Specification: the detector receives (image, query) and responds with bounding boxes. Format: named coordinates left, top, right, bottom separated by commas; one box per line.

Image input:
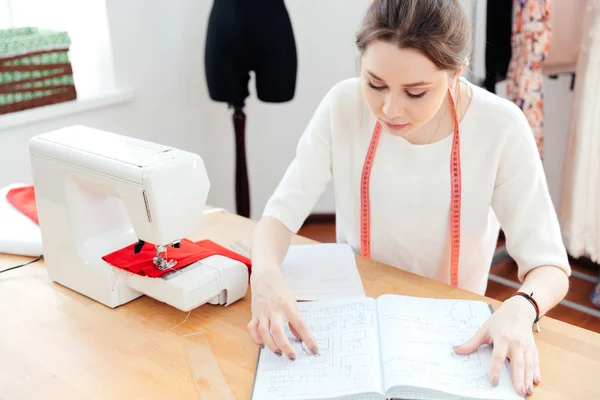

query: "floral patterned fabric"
left=506, top=0, right=553, bottom=158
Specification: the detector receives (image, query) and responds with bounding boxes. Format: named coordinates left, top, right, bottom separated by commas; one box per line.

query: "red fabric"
left=6, top=185, right=39, bottom=225
left=102, top=238, right=252, bottom=278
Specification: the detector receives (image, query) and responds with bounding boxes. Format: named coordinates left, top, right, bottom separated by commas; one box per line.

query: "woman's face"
left=360, top=40, right=456, bottom=138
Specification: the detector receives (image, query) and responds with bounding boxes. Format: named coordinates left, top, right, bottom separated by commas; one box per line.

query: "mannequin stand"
left=204, top=1, right=297, bottom=219
left=232, top=104, right=250, bottom=218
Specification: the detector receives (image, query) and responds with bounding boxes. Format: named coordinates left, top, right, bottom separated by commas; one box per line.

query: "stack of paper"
left=281, top=243, right=365, bottom=300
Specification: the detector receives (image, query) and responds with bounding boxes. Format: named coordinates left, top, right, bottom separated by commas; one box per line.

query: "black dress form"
left=483, top=0, right=513, bottom=93
left=205, top=0, right=297, bottom=218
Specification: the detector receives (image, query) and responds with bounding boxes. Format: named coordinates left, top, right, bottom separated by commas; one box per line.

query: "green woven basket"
left=0, top=27, right=77, bottom=114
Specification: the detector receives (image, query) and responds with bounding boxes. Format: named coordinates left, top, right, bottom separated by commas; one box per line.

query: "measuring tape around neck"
left=360, top=89, right=462, bottom=287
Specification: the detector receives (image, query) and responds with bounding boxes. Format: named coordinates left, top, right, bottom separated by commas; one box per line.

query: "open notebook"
left=250, top=295, right=525, bottom=400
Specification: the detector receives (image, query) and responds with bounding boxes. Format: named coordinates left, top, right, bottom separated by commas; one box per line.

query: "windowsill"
left=0, top=87, right=135, bottom=131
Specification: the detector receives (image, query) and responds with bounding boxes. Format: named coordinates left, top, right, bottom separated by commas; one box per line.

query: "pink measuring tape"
left=360, top=90, right=462, bottom=287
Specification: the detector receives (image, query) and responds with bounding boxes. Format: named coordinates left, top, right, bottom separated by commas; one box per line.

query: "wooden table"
left=1, top=210, right=599, bottom=399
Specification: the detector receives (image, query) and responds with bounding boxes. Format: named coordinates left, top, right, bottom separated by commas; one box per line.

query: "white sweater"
left=262, top=77, right=571, bottom=295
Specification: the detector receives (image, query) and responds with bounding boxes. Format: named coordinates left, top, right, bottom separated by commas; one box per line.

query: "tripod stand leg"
left=232, top=107, right=250, bottom=218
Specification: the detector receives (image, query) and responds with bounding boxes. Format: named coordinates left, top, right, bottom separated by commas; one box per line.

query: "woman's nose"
left=382, top=94, right=404, bottom=119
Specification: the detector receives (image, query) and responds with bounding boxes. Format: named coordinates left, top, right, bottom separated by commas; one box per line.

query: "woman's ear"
left=450, top=59, right=470, bottom=88
left=457, top=59, right=469, bottom=80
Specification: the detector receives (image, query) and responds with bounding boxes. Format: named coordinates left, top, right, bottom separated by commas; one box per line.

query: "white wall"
left=0, top=0, right=216, bottom=203
left=0, top=0, right=372, bottom=219
left=0, top=0, right=576, bottom=220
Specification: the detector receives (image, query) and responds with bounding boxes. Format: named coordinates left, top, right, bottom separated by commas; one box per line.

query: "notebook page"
left=251, top=297, right=383, bottom=400
left=376, top=295, right=522, bottom=400
left=280, top=244, right=365, bottom=300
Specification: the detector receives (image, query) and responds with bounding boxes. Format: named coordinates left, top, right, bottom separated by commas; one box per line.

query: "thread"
left=168, top=310, right=192, bottom=331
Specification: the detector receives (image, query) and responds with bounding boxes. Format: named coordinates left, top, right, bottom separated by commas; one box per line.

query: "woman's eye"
left=367, top=81, right=386, bottom=91
left=406, top=91, right=427, bottom=99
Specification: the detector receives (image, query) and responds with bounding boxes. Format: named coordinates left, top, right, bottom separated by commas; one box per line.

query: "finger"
left=453, top=327, right=488, bottom=355
left=287, top=312, right=319, bottom=355
left=269, top=313, right=296, bottom=360
left=246, top=318, right=264, bottom=348
left=289, top=323, right=302, bottom=342
left=524, top=348, right=536, bottom=395
left=509, top=348, right=527, bottom=396
left=257, top=317, right=280, bottom=355
left=489, top=340, right=508, bottom=387
left=534, top=352, right=541, bottom=385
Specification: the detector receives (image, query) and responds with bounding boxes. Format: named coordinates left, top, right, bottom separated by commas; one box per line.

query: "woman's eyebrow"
left=365, top=70, right=431, bottom=87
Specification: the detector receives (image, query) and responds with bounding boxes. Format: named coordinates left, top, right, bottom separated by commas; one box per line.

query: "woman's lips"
left=381, top=120, right=409, bottom=131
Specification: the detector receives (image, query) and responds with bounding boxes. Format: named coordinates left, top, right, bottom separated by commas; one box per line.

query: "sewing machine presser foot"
left=153, top=245, right=177, bottom=271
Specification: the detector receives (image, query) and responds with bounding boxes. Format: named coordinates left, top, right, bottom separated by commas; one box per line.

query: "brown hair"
left=356, top=0, right=472, bottom=73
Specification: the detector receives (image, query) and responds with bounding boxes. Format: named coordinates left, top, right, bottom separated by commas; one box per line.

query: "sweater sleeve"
left=491, top=110, right=571, bottom=282
left=261, top=89, right=334, bottom=233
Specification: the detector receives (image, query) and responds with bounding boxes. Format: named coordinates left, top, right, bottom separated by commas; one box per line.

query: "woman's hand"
left=247, top=268, right=319, bottom=360
left=453, top=296, right=540, bottom=397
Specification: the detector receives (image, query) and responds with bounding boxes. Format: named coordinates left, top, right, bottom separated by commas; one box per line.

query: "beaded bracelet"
left=511, top=291, right=541, bottom=332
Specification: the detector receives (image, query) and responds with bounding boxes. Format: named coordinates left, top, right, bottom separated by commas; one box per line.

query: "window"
left=0, top=0, right=12, bottom=27
left=1, top=0, right=118, bottom=99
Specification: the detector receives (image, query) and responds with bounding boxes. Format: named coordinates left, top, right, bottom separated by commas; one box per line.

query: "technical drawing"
left=258, top=337, right=332, bottom=370
left=341, top=354, right=372, bottom=380
left=446, top=342, right=496, bottom=390
left=446, top=300, right=477, bottom=325
left=303, top=300, right=375, bottom=332
left=299, top=337, right=331, bottom=358
left=341, top=330, right=368, bottom=352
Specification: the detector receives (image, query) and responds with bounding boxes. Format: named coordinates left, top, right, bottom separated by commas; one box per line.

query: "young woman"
left=246, top=0, right=571, bottom=396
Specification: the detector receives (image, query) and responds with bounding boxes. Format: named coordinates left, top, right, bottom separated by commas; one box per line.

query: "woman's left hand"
left=452, top=296, right=540, bottom=397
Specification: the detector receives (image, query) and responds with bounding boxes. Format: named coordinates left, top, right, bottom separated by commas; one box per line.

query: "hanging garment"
left=483, top=0, right=513, bottom=93
left=506, top=0, right=553, bottom=158
left=559, top=0, right=600, bottom=264
left=543, top=0, right=587, bottom=76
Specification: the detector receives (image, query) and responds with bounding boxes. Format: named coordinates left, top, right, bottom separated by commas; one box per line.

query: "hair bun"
left=356, top=0, right=472, bottom=71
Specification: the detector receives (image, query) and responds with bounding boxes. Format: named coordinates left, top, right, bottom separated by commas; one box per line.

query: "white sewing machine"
left=28, top=125, right=248, bottom=312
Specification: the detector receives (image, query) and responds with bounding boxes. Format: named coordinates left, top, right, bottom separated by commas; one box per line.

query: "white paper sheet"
left=281, top=243, right=365, bottom=301
left=0, top=183, right=43, bottom=257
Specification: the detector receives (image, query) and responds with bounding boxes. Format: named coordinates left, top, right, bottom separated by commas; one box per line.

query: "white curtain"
left=559, top=0, right=600, bottom=262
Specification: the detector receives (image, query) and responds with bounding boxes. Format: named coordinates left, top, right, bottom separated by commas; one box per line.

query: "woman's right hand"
left=247, top=268, right=319, bottom=360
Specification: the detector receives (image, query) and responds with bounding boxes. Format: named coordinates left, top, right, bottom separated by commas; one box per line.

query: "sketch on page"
left=280, top=243, right=365, bottom=301
left=377, top=295, right=520, bottom=399
left=251, top=297, right=382, bottom=400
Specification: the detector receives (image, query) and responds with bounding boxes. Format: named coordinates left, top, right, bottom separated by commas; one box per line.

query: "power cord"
left=0, top=255, right=43, bottom=274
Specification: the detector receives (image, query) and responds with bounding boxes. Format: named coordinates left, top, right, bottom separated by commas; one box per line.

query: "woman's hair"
left=356, top=0, right=472, bottom=73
